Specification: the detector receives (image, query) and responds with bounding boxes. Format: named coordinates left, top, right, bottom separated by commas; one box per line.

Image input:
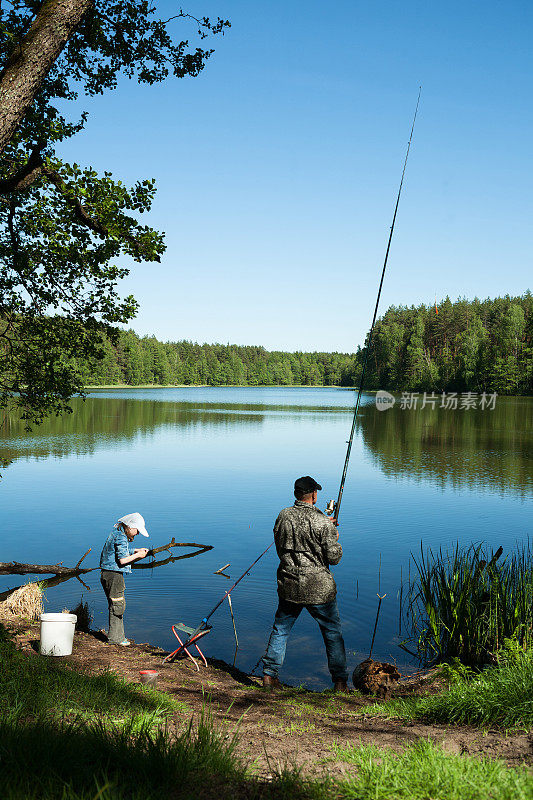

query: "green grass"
left=362, top=656, right=533, bottom=729
left=0, top=625, right=177, bottom=727
left=280, top=693, right=345, bottom=714
left=331, top=739, right=533, bottom=800
left=264, top=720, right=318, bottom=735
left=0, top=712, right=246, bottom=800
left=0, top=624, right=273, bottom=799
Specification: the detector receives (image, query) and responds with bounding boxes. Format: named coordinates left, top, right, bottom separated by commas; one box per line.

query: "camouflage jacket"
left=274, top=500, right=343, bottom=604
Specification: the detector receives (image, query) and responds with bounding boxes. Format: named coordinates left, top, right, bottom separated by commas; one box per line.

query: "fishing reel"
left=325, top=500, right=336, bottom=516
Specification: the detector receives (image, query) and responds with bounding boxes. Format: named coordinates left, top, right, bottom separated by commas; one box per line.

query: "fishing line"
left=332, top=88, right=421, bottom=523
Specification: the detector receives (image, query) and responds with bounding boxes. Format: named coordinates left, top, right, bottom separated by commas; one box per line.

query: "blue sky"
left=59, top=0, right=532, bottom=351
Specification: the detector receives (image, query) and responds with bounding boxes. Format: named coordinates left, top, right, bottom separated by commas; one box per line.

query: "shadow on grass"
left=0, top=714, right=323, bottom=800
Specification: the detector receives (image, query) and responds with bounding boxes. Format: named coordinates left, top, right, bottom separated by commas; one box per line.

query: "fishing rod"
left=330, top=88, right=421, bottom=524
left=163, top=541, right=274, bottom=663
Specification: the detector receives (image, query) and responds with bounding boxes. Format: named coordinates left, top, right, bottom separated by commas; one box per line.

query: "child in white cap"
left=99, top=513, right=150, bottom=646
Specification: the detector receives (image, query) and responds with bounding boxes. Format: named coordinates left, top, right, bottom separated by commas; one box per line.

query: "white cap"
left=115, top=512, right=149, bottom=537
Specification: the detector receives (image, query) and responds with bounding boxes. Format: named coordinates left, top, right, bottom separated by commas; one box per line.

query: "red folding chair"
left=163, top=623, right=211, bottom=670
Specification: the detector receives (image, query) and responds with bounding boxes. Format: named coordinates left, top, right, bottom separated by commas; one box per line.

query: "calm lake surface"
left=1, top=388, right=531, bottom=687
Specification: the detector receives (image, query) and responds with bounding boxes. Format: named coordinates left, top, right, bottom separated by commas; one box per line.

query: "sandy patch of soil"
left=9, top=621, right=533, bottom=778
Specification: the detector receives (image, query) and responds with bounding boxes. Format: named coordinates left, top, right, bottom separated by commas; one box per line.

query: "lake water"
left=1, top=388, right=531, bottom=688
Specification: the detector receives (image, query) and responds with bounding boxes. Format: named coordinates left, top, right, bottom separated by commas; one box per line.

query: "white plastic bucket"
left=40, top=613, right=77, bottom=656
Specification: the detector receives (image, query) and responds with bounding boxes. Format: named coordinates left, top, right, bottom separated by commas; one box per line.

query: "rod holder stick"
left=228, top=594, right=239, bottom=666
left=227, top=594, right=238, bottom=649
left=368, top=593, right=387, bottom=661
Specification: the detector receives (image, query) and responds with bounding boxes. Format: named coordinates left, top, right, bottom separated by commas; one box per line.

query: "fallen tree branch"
left=0, top=559, right=93, bottom=576
left=132, top=546, right=212, bottom=570
left=0, top=540, right=212, bottom=577
left=74, top=548, right=92, bottom=569
left=146, top=538, right=213, bottom=557
left=0, top=540, right=212, bottom=602
left=0, top=570, right=90, bottom=603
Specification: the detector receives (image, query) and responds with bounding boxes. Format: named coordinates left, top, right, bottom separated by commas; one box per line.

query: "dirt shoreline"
left=8, top=621, right=533, bottom=777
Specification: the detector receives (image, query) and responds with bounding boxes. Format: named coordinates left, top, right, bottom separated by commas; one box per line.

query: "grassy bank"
left=362, top=654, right=533, bottom=729
left=0, top=641, right=176, bottom=728
left=331, top=739, right=532, bottom=800
left=4, top=717, right=531, bottom=800
left=0, top=624, right=256, bottom=799
left=1, top=625, right=531, bottom=799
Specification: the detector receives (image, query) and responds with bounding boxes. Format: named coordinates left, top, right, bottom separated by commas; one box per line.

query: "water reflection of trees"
left=0, top=397, right=266, bottom=465
left=359, top=397, right=532, bottom=497
left=2, top=395, right=531, bottom=498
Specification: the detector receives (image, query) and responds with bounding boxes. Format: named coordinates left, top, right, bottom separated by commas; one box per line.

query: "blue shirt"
left=99, top=529, right=133, bottom=573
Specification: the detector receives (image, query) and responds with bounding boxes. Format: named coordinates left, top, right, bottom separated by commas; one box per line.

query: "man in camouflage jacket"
left=262, top=476, right=348, bottom=691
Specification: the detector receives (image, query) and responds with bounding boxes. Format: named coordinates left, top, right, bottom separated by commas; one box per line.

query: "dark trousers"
left=100, top=570, right=126, bottom=644
left=263, top=597, right=348, bottom=682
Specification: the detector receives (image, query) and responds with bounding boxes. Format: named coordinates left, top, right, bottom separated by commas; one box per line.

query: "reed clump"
left=403, top=541, right=532, bottom=666
left=0, top=581, right=43, bottom=621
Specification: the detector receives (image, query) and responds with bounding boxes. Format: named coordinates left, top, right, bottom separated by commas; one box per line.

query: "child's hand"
left=134, top=548, right=149, bottom=559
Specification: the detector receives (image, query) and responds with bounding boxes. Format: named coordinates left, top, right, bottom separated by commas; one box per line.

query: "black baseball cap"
left=294, top=476, right=322, bottom=494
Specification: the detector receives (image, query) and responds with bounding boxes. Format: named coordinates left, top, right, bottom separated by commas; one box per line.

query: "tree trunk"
left=0, top=0, right=93, bottom=156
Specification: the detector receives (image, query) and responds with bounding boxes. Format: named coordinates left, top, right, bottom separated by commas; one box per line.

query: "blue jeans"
left=263, top=598, right=348, bottom=682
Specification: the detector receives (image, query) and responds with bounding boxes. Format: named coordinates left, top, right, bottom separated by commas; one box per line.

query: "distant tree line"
left=42, top=292, right=533, bottom=394
left=75, top=334, right=358, bottom=387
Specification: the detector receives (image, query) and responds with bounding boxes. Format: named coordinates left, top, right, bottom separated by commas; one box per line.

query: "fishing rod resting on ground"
left=329, top=88, right=422, bottom=524
left=163, top=541, right=274, bottom=663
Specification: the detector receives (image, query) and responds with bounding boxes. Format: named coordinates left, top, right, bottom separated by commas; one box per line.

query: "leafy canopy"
left=0, top=1, right=229, bottom=423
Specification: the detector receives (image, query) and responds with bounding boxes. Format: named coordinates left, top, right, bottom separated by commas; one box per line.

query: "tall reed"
left=402, top=541, right=532, bottom=666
